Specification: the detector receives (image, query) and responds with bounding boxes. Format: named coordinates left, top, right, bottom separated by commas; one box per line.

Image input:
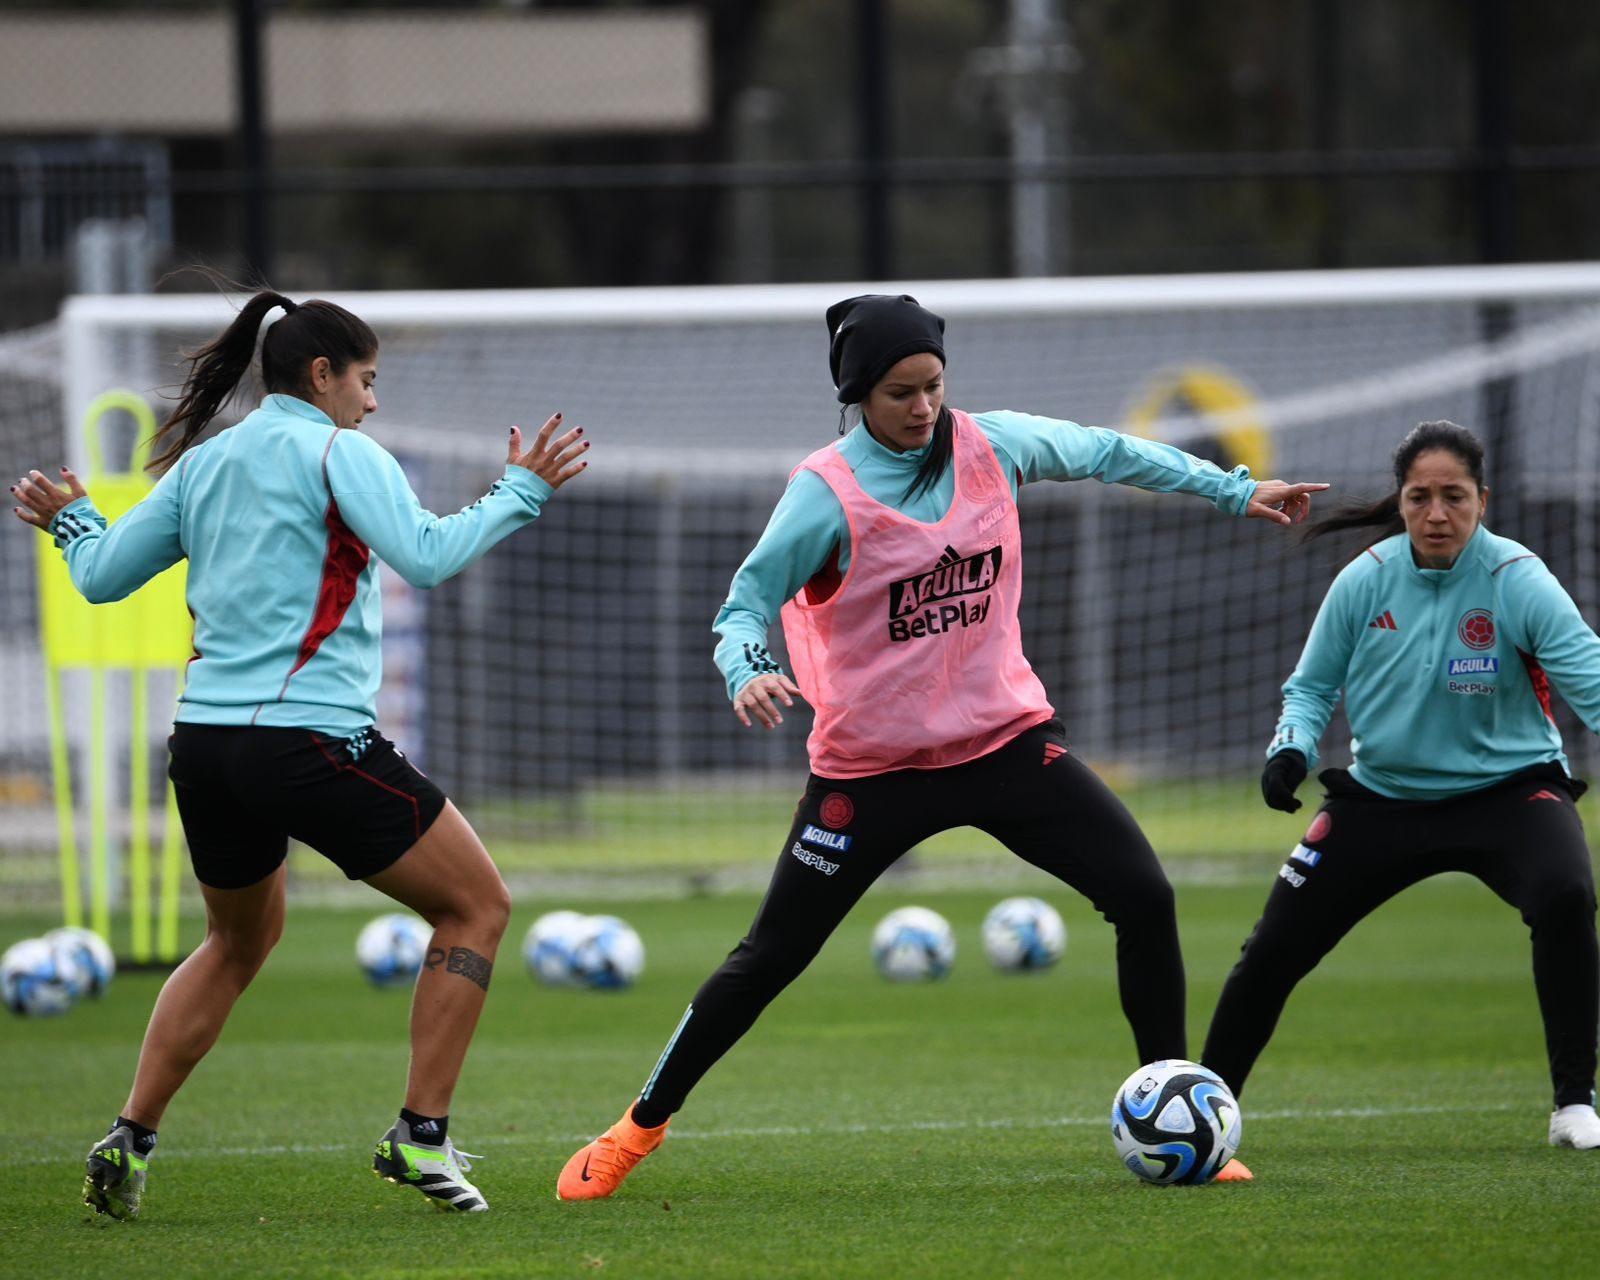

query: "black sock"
left=631, top=1099, right=670, bottom=1130
left=115, top=1116, right=157, bottom=1156
left=399, top=1107, right=448, bottom=1144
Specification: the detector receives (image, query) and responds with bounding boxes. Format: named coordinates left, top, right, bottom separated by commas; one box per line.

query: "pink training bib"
left=781, top=411, right=1055, bottom=778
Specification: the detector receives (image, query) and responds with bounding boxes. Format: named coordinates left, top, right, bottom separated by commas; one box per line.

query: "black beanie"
left=826, top=294, right=946, bottom=404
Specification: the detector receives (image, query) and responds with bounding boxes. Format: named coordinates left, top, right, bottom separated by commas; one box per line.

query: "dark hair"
left=147, top=290, right=378, bottom=474
left=1305, top=419, right=1486, bottom=545
left=902, top=405, right=955, bottom=502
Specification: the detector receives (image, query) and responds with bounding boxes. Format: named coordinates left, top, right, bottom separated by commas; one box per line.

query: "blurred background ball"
left=44, top=925, right=116, bottom=998
left=567, top=914, right=646, bottom=990
left=2, top=936, right=82, bottom=1017
left=522, top=909, right=588, bottom=987
left=355, top=913, right=431, bottom=988
left=981, top=896, right=1067, bottom=972
left=1110, top=1059, right=1242, bottom=1185
left=871, top=906, right=956, bottom=982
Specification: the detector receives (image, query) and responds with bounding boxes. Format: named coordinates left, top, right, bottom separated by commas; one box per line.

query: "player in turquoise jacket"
left=1201, top=420, right=1600, bottom=1178
left=12, top=289, right=589, bottom=1219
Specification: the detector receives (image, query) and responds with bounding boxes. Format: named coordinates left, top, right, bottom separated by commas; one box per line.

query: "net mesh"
left=6, top=273, right=1600, bottom=910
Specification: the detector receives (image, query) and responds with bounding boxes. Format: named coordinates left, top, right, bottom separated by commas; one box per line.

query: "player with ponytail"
left=12, top=289, right=588, bottom=1218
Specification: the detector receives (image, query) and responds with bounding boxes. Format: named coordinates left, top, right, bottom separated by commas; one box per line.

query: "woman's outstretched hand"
left=508, top=414, right=589, bottom=489
left=1246, top=480, right=1330, bottom=525
left=11, top=466, right=87, bottom=531
left=733, top=673, right=806, bottom=730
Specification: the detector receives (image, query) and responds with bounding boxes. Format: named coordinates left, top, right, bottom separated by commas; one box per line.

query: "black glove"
left=1261, top=750, right=1308, bottom=813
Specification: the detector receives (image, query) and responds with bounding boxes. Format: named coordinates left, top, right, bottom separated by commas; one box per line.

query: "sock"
left=115, top=1116, right=157, bottom=1156
left=630, top=1099, right=670, bottom=1130
left=399, top=1107, right=448, bottom=1144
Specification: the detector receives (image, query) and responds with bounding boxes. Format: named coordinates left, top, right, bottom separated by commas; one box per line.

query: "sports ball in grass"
left=566, top=914, right=646, bottom=990
left=522, top=910, right=588, bottom=987
left=1110, top=1059, right=1241, bottom=1185
left=44, top=925, right=116, bottom=997
left=981, top=896, right=1067, bottom=972
left=870, top=906, right=956, bottom=982
left=2, top=936, right=82, bottom=1017
left=355, top=913, right=431, bottom=988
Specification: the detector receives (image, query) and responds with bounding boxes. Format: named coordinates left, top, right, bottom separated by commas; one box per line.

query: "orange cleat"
left=1213, top=1157, right=1254, bottom=1183
left=556, top=1105, right=670, bottom=1201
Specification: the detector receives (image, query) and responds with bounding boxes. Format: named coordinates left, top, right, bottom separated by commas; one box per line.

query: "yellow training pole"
left=45, top=664, right=82, bottom=928
left=129, top=667, right=152, bottom=963
left=89, top=665, right=111, bottom=945
left=158, top=776, right=182, bottom=961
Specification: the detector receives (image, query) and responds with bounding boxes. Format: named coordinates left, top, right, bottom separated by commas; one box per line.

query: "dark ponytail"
left=901, top=404, right=955, bottom=503
left=148, top=290, right=378, bottom=475
left=1304, top=419, right=1486, bottom=547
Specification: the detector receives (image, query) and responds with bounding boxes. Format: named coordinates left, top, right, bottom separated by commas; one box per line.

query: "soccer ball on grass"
left=355, top=913, right=431, bottom=988
left=980, top=896, right=1066, bottom=972
left=870, top=906, right=956, bottom=982
left=1110, top=1059, right=1241, bottom=1185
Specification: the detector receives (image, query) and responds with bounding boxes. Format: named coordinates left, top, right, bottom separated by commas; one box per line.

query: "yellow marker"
left=1124, top=365, right=1272, bottom=479
left=36, top=391, right=190, bottom=963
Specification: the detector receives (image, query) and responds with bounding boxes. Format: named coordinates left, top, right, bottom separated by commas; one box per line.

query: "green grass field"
left=6, top=870, right=1600, bottom=1279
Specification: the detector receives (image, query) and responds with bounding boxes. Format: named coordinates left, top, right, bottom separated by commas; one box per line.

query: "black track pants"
left=638, top=719, right=1186, bottom=1116
left=1202, top=764, right=1599, bottom=1107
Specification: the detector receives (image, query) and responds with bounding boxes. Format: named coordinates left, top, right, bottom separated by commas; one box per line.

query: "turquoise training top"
left=1268, top=523, right=1600, bottom=800
left=713, top=410, right=1259, bottom=700
left=48, top=393, right=552, bottom=736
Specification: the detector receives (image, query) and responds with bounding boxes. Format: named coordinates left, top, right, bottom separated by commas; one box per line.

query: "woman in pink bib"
left=557, top=295, right=1328, bottom=1200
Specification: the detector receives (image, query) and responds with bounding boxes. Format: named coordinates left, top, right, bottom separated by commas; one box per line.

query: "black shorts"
left=168, top=724, right=448, bottom=890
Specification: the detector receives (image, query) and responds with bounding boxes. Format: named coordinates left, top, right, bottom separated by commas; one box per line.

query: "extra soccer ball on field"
left=981, top=896, right=1067, bottom=972
left=522, top=909, right=589, bottom=987
left=871, top=906, right=956, bottom=982
left=44, top=925, right=116, bottom=998
left=565, top=914, right=646, bottom=990
left=2, top=936, right=82, bottom=1017
left=1110, top=1059, right=1242, bottom=1185
left=355, top=913, right=431, bottom=988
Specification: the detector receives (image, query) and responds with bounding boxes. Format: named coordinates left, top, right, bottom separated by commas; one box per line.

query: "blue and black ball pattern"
left=1111, top=1066, right=1237, bottom=1185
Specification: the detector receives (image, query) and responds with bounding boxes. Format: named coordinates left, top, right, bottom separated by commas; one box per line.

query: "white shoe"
left=1548, top=1104, right=1600, bottom=1149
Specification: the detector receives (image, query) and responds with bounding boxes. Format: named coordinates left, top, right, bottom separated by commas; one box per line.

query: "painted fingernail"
left=554, top=412, right=563, bottom=419
left=575, top=427, right=583, bottom=434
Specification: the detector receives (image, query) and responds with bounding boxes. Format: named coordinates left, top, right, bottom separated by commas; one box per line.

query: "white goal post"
left=4, top=262, right=1600, bottom=907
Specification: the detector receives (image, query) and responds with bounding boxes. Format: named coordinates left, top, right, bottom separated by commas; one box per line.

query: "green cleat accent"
left=371, top=1121, right=488, bottom=1212
left=83, top=1126, right=148, bottom=1221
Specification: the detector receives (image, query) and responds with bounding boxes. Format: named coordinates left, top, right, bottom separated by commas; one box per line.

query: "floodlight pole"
left=235, top=0, right=274, bottom=283
left=855, top=0, right=892, bottom=280
left=1472, top=0, right=1516, bottom=533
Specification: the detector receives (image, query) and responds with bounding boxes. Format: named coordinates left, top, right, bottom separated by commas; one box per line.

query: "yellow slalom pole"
left=129, top=668, right=151, bottom=963
left=45, top=664, right=82, bottom=928
left=89, top=665, right=111, bottom=946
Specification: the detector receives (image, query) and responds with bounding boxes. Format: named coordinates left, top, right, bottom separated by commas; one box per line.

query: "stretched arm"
left=13, top=465, right=184, bottom=604
left=974, top=410, right=1326, bottom=522
left=330, top=414, right=586, bottom=589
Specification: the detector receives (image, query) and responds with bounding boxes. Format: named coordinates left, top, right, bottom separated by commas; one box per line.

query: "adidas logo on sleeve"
left=1367, top=610, right=1398, bottom=631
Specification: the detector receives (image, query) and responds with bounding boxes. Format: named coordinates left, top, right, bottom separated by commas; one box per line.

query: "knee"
left=208, top=916, right=282, bottom=975
left=1104, top=872, right=1177, bottom=931
left=1528, top=879, right=1597, bottom=932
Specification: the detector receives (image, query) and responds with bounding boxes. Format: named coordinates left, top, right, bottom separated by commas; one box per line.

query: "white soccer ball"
left=981, top=896, right=1067, bottom=972
left=355, top=913, right=431, bottom=988
left=871, top=906, right=956, bottom=982
left=2, top=936, right=82, bottom=1017
left=522, top=910, right=588, bottom=987
left=44, top=926, right=116, bottom=997
left=567, top=914, right=646, bottom=990
left=1110, top=1059, right=1242, bottom=1185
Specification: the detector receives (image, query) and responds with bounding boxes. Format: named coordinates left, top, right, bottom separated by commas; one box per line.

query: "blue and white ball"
left=1111, top=1059, right=1242, bottom=1185
left=44, top=926, right=116, bottom=997
left=567, top=915, right=646, bottom=990
left=871, top=906, right=956, bottom=982
left=522, top=910, right=588, bottom=987
left=2, top=936, right=82, bottom=1017
left=981, top=896, right=1067, bottom=972
left=355, top=913, right=431, bottom=988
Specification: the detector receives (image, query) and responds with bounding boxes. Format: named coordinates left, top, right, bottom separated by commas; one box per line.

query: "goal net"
left=5, top=265, right=1600, bottom=907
